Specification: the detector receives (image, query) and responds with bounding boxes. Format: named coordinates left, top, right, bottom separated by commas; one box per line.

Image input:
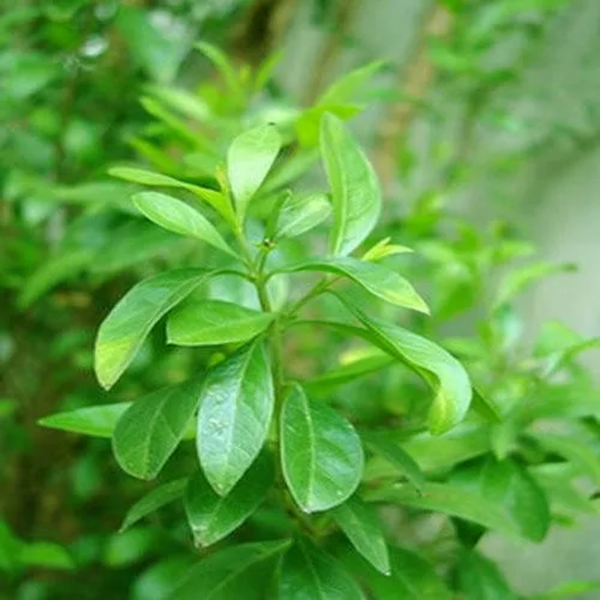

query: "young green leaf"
left=455, top=550, right=517, bottom=600
left=320, top=113, right=381, bottom=255
left=109, top=166, right=233, bottom=221
left=278, top=537, right=365, bottom=600
left=120, top=478, right=188, bottom=532
left=318, top=61, right=386, bottom=107
left=132, top=192, right=237, bottom=257
left=337, top=299, right=471, bottom=434
left=279, top=257, right=429, bottom=313
left=197, top=342, right=274, bottom=496
left=364, top=482, right=518, bottom=536
left=95, top=269, right=213, bottom=390
left=361, top=431, right=425, bottom=491
left=362, top=237, right=413, bottom=261
left=38, top=403, right=131, bottom=438
left=167, top=300, right=274, bottom=347
left=113, top=379, right=204, bottom=480
left=185, top=452, right=273, bottom=547
left=280, top=384, right=364, bottom=513
left=174, top=540, right=290, bottom=599
left=331, top=496, right=390, bottom=575
left=275, top=192, right=331, bottom=239
left=227, top=124, right=282, bottom=221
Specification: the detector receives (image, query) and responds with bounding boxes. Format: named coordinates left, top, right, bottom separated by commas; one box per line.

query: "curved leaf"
left=95, top=269, right=213, bottom=389
left=132, top=192, right=237, bottom=257
left=337, top=299, right=471, bottom=435
left=332, top=496, right=390, bottom=575
left=364, top=482, right=518, bottom=536
left=275, top=192, right=331, bottom=239
left=280, top=257, right=429, bottom=313
left=185, top=452, right=273, bottom=546
left=113, top=379, right=203, bottom=480
left=320, top=113, right=381, bottom=255
left=167, top=300, right=274, bottom=347
left=278, top=537, right=364, bottom=600
left=197, top=342, right=274, bottom=496
left=227, top=124, right=281, bottom=220
left=38, top=403, right=131, bottom=438
left=120, top=478, right=188, bottom=532
left=456, top=550, right=517, bottom=600
left=280, top=384, right=364, bottom=513
left=173, top=540, right=290, bottom=600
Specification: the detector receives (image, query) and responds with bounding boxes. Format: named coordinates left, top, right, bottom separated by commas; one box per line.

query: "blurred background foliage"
left=2, top=0, right=600, bottom=598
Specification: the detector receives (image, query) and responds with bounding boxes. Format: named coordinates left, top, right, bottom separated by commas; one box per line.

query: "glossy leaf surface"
left=185, top=452, right=273, bottom=546
left=197, top=342, right=274, bottom=495
left=95, top=269, right=213, bottom=389
left=320, top=113, right=380, bottom=255
left=280, top=385, right=363, bottom=513
left=167, top=300, right=274, bottom=347
left=113, top=379, right=203, bottom=480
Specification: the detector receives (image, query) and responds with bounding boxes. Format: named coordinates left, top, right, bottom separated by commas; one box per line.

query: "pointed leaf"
left=280, top=257, right=429, bottom=313
left=197, top=342, right=274, bottom=495
left=275, top=192, right=331, bottom=239
left=318, top=61, right=386, bottom=107
left=227, top=124, right=281, bottom=220
left=167, top=300, right=274, bottom=347
left=331, top=496, right=390, bottom=575
left=109, top=166, right=233, bottom=220
left=337, top=299, right=471, bottom=434
left=132, top=192, right=237, bottom=257
left=95, top=269, right=213, bottom=389
left=361, top=431, right=425, bottom=491
left=456, top=550, right=517, bottom=600
left=113, top=379, right=203, bottom=480
left=173, top=540, right=290, bottom=600
left=278, top=537, right=365, bottom=600
left=364, top=482, right=518, bottom=536
left=185, top=452, right=274, bottom=546
left=320, top=113, right=381, bottom=255
left=38, top=403, right=131, bottom=438
left=120, top=478, right=188, bottom=532
left=280, top=384, right=364, bottom=513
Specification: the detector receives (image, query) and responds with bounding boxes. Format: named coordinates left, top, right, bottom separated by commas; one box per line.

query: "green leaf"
left=227, top=124, right=282, bottom=221
left=195, top=42, right=243, bottom=103
left=361, top=431, right=425, bottom=491
left=275, top=192, right=331, bottom=239
left=456, top=550, right=517, bottom=600
left=197, top=342, right=274, bottom=496
left=481, top=459, right=549, bottom=542
left=306, top=352, right=394, bottom=395
left=532, top=579, right=600, bottom=599
left=342, top=545, right=451, bottom=599
left=132, top=192, right=237, bottom=257
left=280, top=384, right=364, bottom=513
left=38, top=403, right=131, bottom=438
left=19, top=542, right=74, bottom=570
left=167, top=300, right=274, bottom=347
left=331, top=496, right=390, bottom=575
left=109, top=166, right=233, bottom=221
left=320, top=113, right=381, bottom=255
left=494, top=261, right=576, bottom=308
left=185, top=452, right=274, bottom=546
left=280, top=257, right=429, bottom=313
left=318, top=61, right=386, bottom=107
left=173, top=540, right=290, bottom=599
left=532, top=433, right=600, bottom=486
left=113, top=379, right=204, bottom=480
left=278, top=537, right=365, bottom=600
left=95, top=269, right=213, bottom=390
left=364, top=482, right=518, bottom=536
left=120, top=478, right=187, bottom=532
left=337, top=300, right=471, bottom=434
